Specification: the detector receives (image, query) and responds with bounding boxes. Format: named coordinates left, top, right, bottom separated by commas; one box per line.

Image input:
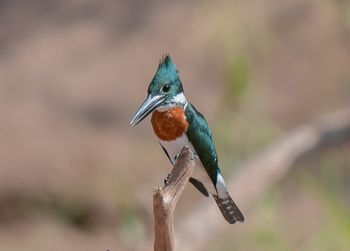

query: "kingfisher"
left=130, top=55, right=244, bottom=224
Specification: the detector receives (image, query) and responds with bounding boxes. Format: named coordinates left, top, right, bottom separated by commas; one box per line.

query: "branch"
left=153, top=146, right=195, bottom=251
left=176, top=108, right=350, bottom=251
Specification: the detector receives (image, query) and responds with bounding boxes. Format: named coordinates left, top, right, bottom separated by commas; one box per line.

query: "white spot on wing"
left=216, top=173, right=228, bottom=198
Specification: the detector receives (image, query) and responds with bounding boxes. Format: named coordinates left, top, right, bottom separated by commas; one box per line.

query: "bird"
left=130, top=55, right=244, bottom=224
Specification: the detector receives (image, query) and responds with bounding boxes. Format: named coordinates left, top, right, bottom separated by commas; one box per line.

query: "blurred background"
left=0, top=0, right=350, bottom=250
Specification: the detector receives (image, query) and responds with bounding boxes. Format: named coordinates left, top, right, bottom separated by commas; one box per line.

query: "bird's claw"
left=174, top=152, right=180, bottom=162
left=175, top=150, right=198, bottom=161
left=164, top=173, right=171, bottom=185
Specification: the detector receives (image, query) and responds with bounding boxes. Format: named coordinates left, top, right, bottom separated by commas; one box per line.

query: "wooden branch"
left=153, top=146, right=195, bottom=251
left=176, top=108, right=350, bottom=251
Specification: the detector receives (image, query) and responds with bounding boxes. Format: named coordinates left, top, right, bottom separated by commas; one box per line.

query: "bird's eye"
left=162, top=84, right=170, bottom=93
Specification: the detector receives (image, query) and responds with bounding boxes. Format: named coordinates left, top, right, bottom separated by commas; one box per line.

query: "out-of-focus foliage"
left=225, top=56, right=250, bottom=102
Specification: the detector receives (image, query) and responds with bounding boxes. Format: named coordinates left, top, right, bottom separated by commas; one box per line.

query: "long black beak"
left=130, top=94, right=166, bottom=127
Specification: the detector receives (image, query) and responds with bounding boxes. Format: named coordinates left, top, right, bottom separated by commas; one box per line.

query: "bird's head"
left=130, top=55, right=186, bottom=127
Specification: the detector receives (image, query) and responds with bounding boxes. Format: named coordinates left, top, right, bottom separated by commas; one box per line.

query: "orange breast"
left=151, top=107, right=189, bottom=141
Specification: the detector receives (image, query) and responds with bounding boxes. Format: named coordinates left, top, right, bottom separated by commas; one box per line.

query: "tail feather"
left=213, top=192, right=244, bottom=224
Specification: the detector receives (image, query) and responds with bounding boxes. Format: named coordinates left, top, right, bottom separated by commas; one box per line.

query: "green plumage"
left=185, top=103, right=219, bottom=186
left=147, top=55, right=183, bottom=99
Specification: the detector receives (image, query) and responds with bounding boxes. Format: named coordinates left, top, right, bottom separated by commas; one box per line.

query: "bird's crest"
left=146, top=54, right=183, bottom=96
left=152, top=54, right=179, bottom=83
left=157, top=54, right=178, bottom=73
left=159, top=54, right=172, bottom=67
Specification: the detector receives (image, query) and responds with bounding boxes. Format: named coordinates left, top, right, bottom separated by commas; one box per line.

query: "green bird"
left=130, top=55, right=244, bottom=224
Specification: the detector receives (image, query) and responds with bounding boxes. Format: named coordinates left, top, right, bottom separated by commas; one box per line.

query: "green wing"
left=185, top=103, right=219, bottom=185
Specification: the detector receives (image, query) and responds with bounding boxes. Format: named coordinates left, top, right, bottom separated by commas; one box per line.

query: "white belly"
left=159, top=134, right=217, bottom=194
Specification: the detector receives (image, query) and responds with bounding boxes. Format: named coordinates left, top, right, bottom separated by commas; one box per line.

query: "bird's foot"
left=174, top=152, right=180, bottom=162
left=192, top=153, right=199, bottom=159
left=175, top=151, right=198, bottom=161
left=164, top=173, right=171, bottom=185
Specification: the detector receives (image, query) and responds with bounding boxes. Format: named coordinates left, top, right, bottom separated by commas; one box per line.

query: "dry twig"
left=153, top=146, right=195, bottom=251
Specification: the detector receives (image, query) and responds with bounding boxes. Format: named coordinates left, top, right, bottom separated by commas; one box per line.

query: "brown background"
left=0, top=1, right=350, bottom=250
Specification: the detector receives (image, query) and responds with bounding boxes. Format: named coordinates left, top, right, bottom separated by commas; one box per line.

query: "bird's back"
left=185, top=103, right=219, bottom=185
